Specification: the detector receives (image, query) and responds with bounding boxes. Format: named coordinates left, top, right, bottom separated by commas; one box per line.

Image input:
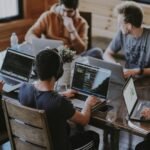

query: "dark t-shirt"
left=109, top=28, right=150, bottom=69
left=18, top=83, right=75, bottom=150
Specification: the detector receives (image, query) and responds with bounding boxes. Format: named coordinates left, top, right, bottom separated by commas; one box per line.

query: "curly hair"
left=114, top=1, right=143, bottom=27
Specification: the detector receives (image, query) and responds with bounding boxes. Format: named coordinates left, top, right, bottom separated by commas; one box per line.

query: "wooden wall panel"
left=79, top=0, right=150, bottom=38
left=0, top=0, right=48, bottom=51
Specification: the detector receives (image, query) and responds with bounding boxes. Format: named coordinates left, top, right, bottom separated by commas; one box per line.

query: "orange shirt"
left=25, top=4, right=89, bottom=52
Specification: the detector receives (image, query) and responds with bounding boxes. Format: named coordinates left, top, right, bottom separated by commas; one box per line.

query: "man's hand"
left=123, top=68, right=140, bottom=78
left=84, top=96, right=99, bottom=108
left=141, top=107, right=150, bottom=120
left=62, top=16, right=76, bottom=33
left=0, top=80, right=4, bottom=92
left=61, top=89, right=77, bottom=98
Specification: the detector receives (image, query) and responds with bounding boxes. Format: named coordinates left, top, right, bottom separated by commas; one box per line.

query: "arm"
left=70, top=96, right=98, bottom=126
left=103, top=46, right=117, bottom=63
left=123, top=68, right=150, bottom=78
left=62, top=16, right=88, bottom=54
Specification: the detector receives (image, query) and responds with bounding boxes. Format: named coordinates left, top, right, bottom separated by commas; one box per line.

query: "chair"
left=2, top=97, right=53, bottom=150
left=80, top=11, right=92, bottom=49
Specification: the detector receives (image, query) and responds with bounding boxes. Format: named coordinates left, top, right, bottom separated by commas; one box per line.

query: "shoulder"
left=20, top=83, right=33, bottom=91
left=74, top=11, right=89, bottom=28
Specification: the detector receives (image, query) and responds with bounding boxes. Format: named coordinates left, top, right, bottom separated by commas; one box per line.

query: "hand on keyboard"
left=85, top=96, right=99, bottom=108
left=61, top=89, right=77, bottom=98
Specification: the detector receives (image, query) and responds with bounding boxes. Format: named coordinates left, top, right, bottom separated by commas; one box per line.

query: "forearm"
left=103, top=48, right=116, bottom=63
left=70, top=31, right=86, bottom=53
left=80, top=103, right=92, bottom=124
left=142, top=68, right=150, bottom=75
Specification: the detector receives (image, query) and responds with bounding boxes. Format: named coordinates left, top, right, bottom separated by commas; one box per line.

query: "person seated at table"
left=135, top=132, right=150, bottom=150
left=103, top=1, right=150, bottom=78
left=25, top=0, right=103, bottom=58
left=18, top=48, right=100, bottom=150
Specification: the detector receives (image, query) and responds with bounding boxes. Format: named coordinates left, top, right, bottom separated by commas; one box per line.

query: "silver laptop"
left=31, top=38, right=64, bottom=56
left=76, top=56, right=125, bottom=86
left=0, top=48, right=34, bottom=92
left=123, top=77, right=150, bottom=122
left=71, top=62, right=111, bottom=110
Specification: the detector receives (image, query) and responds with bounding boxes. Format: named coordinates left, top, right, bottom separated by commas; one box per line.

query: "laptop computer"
left=123, top=77, right=150, bottom=122
left=76, top=56, right=125, bottom=86
left=31, top=38, right=64, bottom=56
left=71, top=62, right=111, bottom=110
left=0, top=48, right=34, bottom=92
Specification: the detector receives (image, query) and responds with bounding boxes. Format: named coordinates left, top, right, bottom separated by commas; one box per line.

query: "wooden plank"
left=6, top=100, right=44, bottom=127
left=14, top=137, right=45, bottom=150
left=10, top=119, right=47, bottom=147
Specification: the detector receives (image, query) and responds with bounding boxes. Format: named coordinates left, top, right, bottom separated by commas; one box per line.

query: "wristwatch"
left=139, top=67, right=144, bottom=75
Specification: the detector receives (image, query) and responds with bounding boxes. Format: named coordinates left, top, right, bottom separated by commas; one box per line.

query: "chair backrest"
left=2, top=97, right=53, bottom=150
left=80, top=11, right=92, bottom=50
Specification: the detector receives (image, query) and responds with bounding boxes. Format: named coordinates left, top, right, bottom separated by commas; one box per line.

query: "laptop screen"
left=1, top=49, right=34, bottom=80
left=123, top=77, right=138, bottom=115
left=71, top=63, right=111, bottom=99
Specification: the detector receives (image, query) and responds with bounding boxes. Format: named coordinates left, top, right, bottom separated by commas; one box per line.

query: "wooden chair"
left=2, top=97, right=53, bottom=150
left=80, top=11, right=92, bottom=49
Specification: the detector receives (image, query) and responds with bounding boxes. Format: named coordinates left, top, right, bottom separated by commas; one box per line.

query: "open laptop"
left=123, top=77, right=150, bottom=122
left=71, top=62, right=111, bottom=110
left=31, top=38, right=64, bottom=56
left=76, top=56, right=125, bottom=86
left=0, top=48, right=34, bottom=92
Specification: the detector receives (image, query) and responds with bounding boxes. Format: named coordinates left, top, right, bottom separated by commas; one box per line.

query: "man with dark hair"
left=25, top=0, right=86, bottom=54
left=19, top=48, right=100, bottom=150
left=103, top=1, right=150, bottom=78
left=25, top=0, right=103, bottom=58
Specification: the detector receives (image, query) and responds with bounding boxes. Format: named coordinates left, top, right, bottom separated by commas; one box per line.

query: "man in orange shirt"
left=25, top=0, right=103, bottom=58
left=25, top=0, right=87, bottom=54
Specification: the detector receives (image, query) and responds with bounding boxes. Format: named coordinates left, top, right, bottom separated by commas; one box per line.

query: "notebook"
left=76, top=56, right=125, bottom=86
left=31, top=38, right=64, bottom=56
left=0, top=48, right=34, bottom=92
left=123, top=77, right=150, bottom=122
left=71, top=62, right=111, bottom=110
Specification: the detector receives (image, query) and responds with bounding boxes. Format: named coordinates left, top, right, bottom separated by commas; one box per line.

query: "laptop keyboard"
left=0, top=76, right=19, bottom=85
left=74, top=93, right=88, bottom=101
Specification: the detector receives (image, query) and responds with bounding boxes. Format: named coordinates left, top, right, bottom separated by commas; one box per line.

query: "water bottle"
left=10, top=32, right=19, bottom=50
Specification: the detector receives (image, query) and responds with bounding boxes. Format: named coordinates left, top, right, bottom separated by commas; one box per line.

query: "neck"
left=131, top=27, right=143, bottom=38
left=34, top=78, right=55, bottom=91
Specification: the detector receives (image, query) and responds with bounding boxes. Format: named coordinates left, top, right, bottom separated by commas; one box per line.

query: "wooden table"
left=90, top=78, right=150, bottom=149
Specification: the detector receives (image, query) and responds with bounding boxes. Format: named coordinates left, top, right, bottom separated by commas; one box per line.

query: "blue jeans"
left=81, top=47, right=103, bottom=60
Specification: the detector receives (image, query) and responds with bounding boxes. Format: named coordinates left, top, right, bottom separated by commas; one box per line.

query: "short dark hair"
left=115, top=1, right=143, bottom=27
left=35, top=48, right=61, bottom=81
left=59, top=0, right=79, bottom=9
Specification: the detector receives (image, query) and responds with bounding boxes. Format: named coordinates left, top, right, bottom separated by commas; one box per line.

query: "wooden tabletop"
left=91, top=78, right=150, bottom=137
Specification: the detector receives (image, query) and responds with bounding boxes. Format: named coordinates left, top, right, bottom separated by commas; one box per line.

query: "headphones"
left=51, top=49, right=64, bottom=81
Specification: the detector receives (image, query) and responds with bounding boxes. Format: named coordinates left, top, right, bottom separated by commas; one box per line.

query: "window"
left=0, top=0, right=23, bottom=22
